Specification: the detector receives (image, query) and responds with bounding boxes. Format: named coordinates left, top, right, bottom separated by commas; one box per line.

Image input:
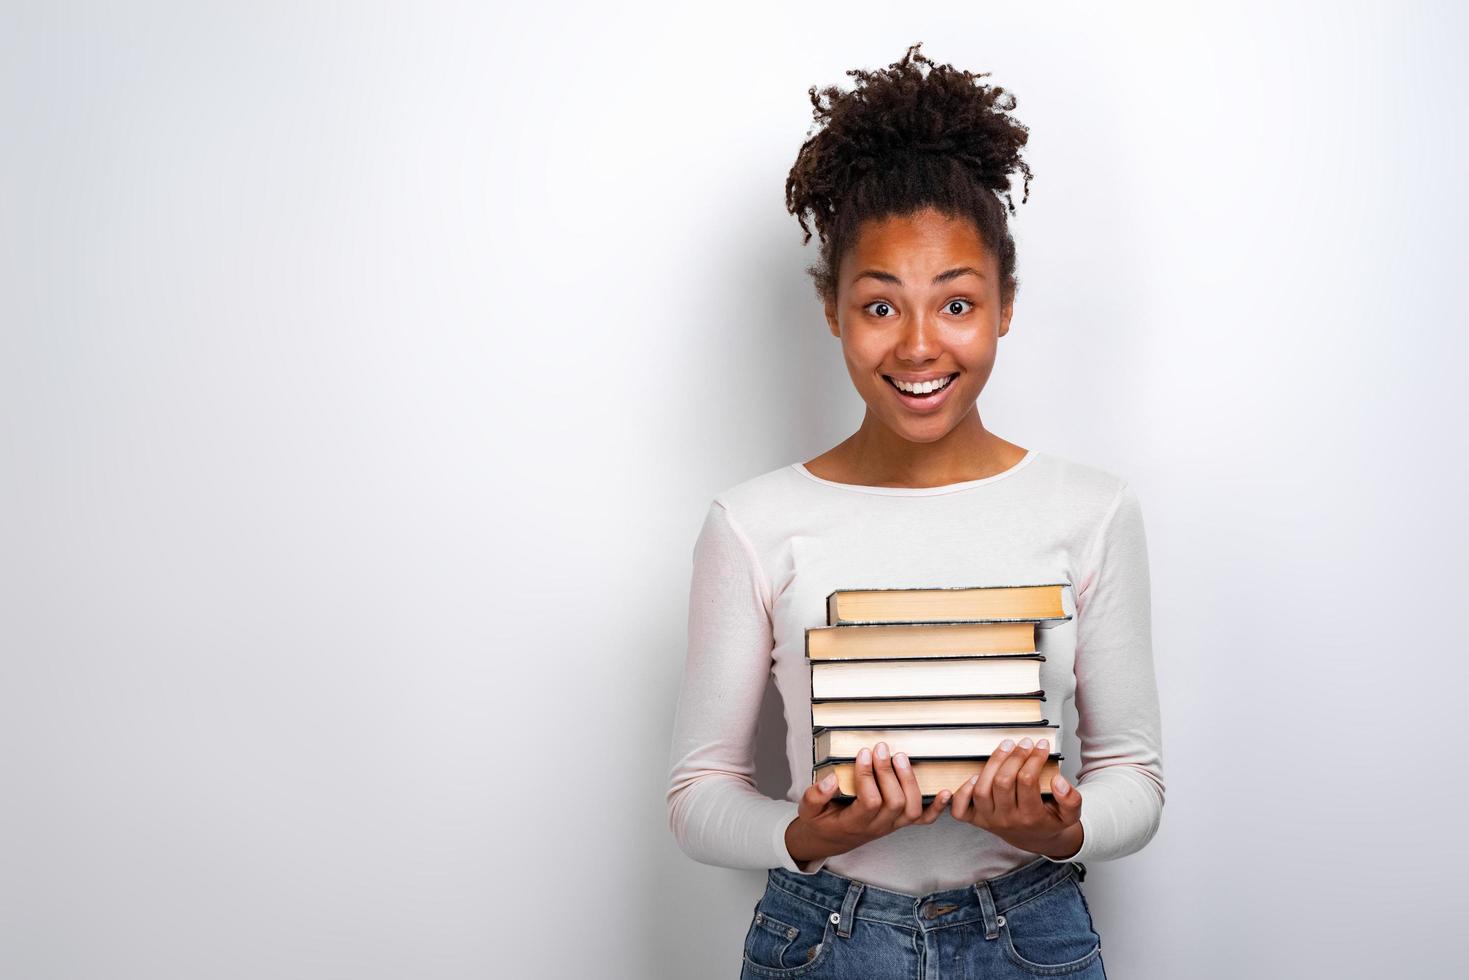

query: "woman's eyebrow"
left=852, top=266, right=986, bottom=286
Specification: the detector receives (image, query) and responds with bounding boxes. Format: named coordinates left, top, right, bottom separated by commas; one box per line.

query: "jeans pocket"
left=997, top=877, right=1103, bottom=977
left=741, top=887, right=836, bottom=978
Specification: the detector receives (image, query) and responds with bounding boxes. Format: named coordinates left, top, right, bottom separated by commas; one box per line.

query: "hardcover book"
left=814, top=756, right=1065, bottom=802
left=825, top=582, right=1071, bottom=626
left=810, top=694, right=1046, bottom=728
left=813, top=723, right=1061, bottom=764
left=805, top=619, right=1037, bottom=660
left=810, top=654, right=1045, bottom=700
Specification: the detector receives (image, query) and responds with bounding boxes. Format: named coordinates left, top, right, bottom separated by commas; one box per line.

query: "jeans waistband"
left=766, top=856, right=1087, bottom=939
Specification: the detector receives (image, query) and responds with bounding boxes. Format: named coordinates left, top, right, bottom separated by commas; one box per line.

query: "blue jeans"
left=740, top=856, right=1105, bottom=979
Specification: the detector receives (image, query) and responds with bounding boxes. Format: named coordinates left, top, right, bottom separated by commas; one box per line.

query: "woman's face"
left=823, top=207, right=1013, bottom=444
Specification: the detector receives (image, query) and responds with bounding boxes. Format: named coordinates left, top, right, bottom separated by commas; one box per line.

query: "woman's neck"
left=805, top=412, right=1029, bottom=489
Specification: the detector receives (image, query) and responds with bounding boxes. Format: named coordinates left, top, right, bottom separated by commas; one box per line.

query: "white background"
left=3, top=2, right=1466, bottom=977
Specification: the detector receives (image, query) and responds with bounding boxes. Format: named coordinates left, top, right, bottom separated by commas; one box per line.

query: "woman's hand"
left=948, top=737, right=1084, bottom=860
left=786, top=741, right=950, bottom=865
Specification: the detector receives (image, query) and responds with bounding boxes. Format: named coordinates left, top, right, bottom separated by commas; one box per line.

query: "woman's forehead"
left=842, top=215, right=997, bottom=283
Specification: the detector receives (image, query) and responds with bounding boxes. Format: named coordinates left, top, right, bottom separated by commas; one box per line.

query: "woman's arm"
left=1044, top=482, right=1167, bottom=864
left=665, top=499, right=827, bottom=874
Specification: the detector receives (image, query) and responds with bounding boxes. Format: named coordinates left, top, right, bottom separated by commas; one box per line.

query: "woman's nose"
left=894, top=312, right=941, bottom=361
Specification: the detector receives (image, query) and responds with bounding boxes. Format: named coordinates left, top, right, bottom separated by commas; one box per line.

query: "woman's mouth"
left=884, top=372, right=959, bottom=412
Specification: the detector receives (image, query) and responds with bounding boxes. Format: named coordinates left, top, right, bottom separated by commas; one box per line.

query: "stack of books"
left=807, top=583, right=1072, bottom=803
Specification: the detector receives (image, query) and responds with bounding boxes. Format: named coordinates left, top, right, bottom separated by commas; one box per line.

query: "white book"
left=810, top=655, right=1044, bottom=700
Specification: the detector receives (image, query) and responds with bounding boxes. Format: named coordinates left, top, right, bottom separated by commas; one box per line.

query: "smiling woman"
left=825, top=209, right=1011, bottom=443
left=782, top=40, right=1035, bottom=486
left=665, top=40, right=1164, bottom=980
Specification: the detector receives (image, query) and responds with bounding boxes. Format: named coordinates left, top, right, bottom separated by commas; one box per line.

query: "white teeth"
left=892, top=374, right=954, bottom=394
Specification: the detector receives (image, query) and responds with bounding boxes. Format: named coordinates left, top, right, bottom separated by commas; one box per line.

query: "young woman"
left=666, top=43, right=1164, bottom=979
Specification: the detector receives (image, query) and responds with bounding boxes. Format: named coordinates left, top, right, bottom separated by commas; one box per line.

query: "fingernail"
left=895, top=752, right=909, bottom=769
left=1000, top=739, right=1015, bottom=751
left=876, top=742, right=888, bottom=760
left=968, top=775, right=979, bottom=787
left=1018, top=738, right=1033, bottom=750
left=1054, top=774, right=1069, bottom=795
left=859, top=748, right=871, bottom=764
left=1037, top=739, right=1049, bottom=751
left=821, top=774, right=836, bottom=790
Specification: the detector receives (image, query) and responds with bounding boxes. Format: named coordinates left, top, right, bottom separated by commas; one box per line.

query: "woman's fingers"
left=798, top=771, right=840, bottom=821
left=969, top=744, right=1011, bottom=823
left=949, top=769, right=981, bottom=821
left=889, top=751, right=926, bottom=827
left=847, top=742, right=1066, bottom=836
left=868, top=742, right=907, bottom=827
left=916, top=787, right=952, bottom=825
left=1013, top=739, right=1051, bottom=825
left=849, top=746, right=883, bottom=819
left=988, top=739, right=1031, bottom=823
left=846, top=744, right=960, bottom=836
left=1049, top=771, right=1083, bottom=826
left=954, top=745, right=1012, bottom=826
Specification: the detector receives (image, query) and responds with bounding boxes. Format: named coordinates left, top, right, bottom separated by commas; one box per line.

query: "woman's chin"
left=876, top=412, right=957, bottom=443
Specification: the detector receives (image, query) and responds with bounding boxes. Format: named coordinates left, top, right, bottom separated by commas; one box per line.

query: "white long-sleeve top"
left=664, top=448, right=1165, bottom=895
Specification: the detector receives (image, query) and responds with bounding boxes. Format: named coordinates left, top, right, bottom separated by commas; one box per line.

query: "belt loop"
left=972, top=879, right=1001, bottom=940
left=835, top=880, right=864, bottom=939
left=1073, top=860, right=1087, bottom=882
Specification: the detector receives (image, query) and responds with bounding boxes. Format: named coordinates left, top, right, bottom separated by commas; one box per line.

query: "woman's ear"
left=823, top=296, right=841, bottom=338
left=998, top=296, right=1014, bottom=338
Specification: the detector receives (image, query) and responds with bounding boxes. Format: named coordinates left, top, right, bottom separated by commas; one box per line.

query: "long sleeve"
left=1043, top=482, right=1166, bottom=864
left=665, top=500, right=824, bottom=874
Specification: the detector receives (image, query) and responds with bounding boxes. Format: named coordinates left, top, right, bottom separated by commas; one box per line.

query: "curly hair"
left=785, top=41, right=1033, bottom=307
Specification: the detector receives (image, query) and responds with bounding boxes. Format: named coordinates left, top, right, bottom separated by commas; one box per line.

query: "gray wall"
left=3, top=2, right=1464, bottom=977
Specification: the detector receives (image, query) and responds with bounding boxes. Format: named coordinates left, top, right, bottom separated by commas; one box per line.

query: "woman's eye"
left=864, top=301, right=895, bottom=318
left=946, top=299, right=974, bottom=315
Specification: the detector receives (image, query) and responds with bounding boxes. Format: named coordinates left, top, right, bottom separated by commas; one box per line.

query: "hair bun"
left=785, top=41, right=1034, bottom=303
left=787, top=41, right=1033, bottom=240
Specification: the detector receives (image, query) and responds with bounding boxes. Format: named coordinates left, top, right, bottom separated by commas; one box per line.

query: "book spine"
left=812, top=722, right=1057, bottom=733
left=812, top=652, right=1046, bottom=664
left=808, top=654, right=816, bottom=791
left=812, top=693, right=1049, bottom=703
left=832, top=615, right=1071, bottom=626
left=815, top=752, right=1066, bottom=767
